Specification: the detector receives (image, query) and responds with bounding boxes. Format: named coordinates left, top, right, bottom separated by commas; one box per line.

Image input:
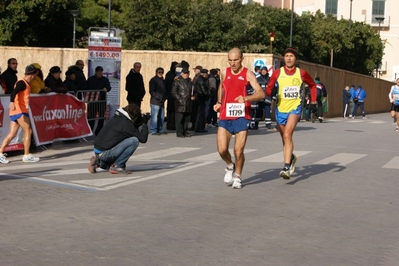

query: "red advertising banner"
left=30, top=93, right=92, bottom=145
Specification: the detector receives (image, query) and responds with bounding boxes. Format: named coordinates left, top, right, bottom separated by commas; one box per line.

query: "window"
left=372, top=0, right=385, bottom=24
left=325, top=0, right=338, bottom=17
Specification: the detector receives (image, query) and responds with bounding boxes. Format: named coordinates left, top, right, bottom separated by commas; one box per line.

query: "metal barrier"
left=76, top=90, right=108, bottom=137
left=76, top=90, right=107, bottom=123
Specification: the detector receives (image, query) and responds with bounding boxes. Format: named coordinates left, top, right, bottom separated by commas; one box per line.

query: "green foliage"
left=0, top=0, right=384, bottom=75
left=0, top=0, right=81, bottom=47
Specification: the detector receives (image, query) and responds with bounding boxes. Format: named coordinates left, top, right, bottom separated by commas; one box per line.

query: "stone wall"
left=0, top=46, right=392, bottom=117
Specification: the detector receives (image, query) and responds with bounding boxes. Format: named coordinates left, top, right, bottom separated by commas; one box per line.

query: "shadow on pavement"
left=242, top=162, right=346, bottom=186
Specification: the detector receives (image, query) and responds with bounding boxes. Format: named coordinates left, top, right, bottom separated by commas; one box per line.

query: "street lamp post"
left=349, top=0, right=353, bottom=22
left=108, top=0, right=111, bottom=37
left=69, top=10, right=80, bottom=48
left=375, top=17, right=385, bottom=78
left=289, top=0, right=294, bottom=47
left=375, top=17, right=385, bottom=35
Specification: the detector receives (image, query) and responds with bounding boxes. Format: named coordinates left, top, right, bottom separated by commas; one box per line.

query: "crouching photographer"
left=88, top=103, right=150, bottom=174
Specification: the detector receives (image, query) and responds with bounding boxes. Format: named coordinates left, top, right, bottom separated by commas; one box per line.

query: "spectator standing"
left=342, top=85, right=352, bottom=118
left=126, top=62, right=145, bottom=108
left=0, top=67, right=8, bottom=94
left=165, top=61, right=178, bottom=130
left=64, top=68, right=78, bottom=95
left=30, top=63, right=51, bottom=94
left=348, top=84, right=355, bottom=118
left=190, top=65, right=202, bottom=130
left=254, top=66, right=261, bottom=77
left=206, top=68, right=219, bottom=127
left=88, top=104, right=150, bottom=174
left=257, top=66, right=272, bottom=129
left=351, top=85, right=367, bottom=119
left=194, top=69, right=210, bottom=133
left=0, top=65, right=40, bottom=163
left=149, top=67, right=167, bottom=135
left=68, top=60, right=87, bottom=93
left=388, top=78, right=399, bottom=130
left=213, top=48, right=265, bottom=189
left=171, top=68, right=194, bottom=138
left=87, top=66, right=111, bottom=135
left=315, top=77, right=327, bottom=123
left=1, top=58, right=18, bottom=95
left=44, top=66, right=67, bottom=94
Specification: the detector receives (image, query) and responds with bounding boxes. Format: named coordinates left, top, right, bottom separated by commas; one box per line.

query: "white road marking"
left=187, top=149, right=257, bottom=162
left=314, top=153, right=367, bottom=166
left=382, top=157, right=399, bottom=169
left=133, top=147, right=201, bottom=160
left=71, top=176, right=142, bottom=187
left=251, top=151, right=311, bottom=163
left=368, top=120, right=385, bottom=124
left=0, top=161, right=216, bottom=191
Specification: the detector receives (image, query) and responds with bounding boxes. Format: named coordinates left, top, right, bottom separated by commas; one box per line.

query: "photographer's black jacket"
left=94, top=108, right=148, bottom=151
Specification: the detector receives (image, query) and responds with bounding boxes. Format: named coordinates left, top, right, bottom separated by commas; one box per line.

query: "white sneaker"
left=289, top=154, right=297, bottom=175
left=279, top=168, right=291, bottom=180
left=0, top=153, right=9, bottom=164
left=22, top=154, right=40, bottom=163
left=224, top=164, right=235, bottom=184
left=231, top=176, right=242, bottom=189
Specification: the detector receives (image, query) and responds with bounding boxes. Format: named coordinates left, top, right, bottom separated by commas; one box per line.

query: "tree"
left=0, top=0, right=81, bottom=47
left=0, top=0, right=384, bottom=76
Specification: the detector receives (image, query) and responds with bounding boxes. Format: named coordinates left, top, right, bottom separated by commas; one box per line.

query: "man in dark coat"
left=149, top=67, right=167, bottom=135
left=171, top=68, right=194, bottom=138
left=0, top=58, right=18, bottom=94
left=125, top=62, right=145, bottom=108
left=87, top=66, right=111, bottom=135
left=194, top=69, right=210, bottom=133
left=165, top=61, right=178, bottom=130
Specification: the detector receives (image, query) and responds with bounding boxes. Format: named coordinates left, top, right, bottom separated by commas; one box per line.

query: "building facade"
left=225, top=0, right=398, bottom=81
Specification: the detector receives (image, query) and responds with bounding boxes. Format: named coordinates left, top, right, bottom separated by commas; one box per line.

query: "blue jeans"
left=98, top=137, right=139, bottom=169
left=150, top=104, right=165, bottom=134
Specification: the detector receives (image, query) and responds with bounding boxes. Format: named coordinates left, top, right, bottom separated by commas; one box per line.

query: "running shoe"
left=279, top=167, right=291, bottom=180
left=318, top=117, right=324, bottom=123
left=395, top=127, right=399, bottom=132
left=0, top=153, right=9, bottom=164
left=109, top=166, right=132, bottom=174
left=22, top=154, right=40, bottom=163
left=88, top=156, right=99, bottom=173
left=289, top=154, right=297, bottom=175
left=231, top=175, right=242, bottom=189
left=224, top=163, right=235, bottom=184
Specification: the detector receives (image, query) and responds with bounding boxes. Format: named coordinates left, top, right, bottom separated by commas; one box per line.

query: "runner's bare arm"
left=214, top=69, right=226, bottom=112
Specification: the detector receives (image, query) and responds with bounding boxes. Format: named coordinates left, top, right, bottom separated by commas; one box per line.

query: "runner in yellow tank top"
left=0, top=65, right=40, bottom=164
left=266, top=48, right=317, bottom=179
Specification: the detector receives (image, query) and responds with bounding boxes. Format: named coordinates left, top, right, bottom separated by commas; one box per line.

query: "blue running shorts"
left=10, top=113, right=29, bottom=122
left=218, top=118, right=250, bottom=134
left=275, top=105, right=302, bottom=126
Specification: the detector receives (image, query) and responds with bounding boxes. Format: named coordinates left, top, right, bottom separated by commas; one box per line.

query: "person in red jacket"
left=265, top=47, right=317, bottom=179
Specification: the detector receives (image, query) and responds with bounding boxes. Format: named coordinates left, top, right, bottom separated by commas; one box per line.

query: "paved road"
left=1, top=113, right=398, bottom=266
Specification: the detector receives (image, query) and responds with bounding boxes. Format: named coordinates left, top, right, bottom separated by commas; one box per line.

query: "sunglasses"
left=157, top=72, right=164, bottom=74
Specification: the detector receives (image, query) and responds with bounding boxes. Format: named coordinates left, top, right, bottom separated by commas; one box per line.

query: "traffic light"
left=270, top=32, right=275, bottom=42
